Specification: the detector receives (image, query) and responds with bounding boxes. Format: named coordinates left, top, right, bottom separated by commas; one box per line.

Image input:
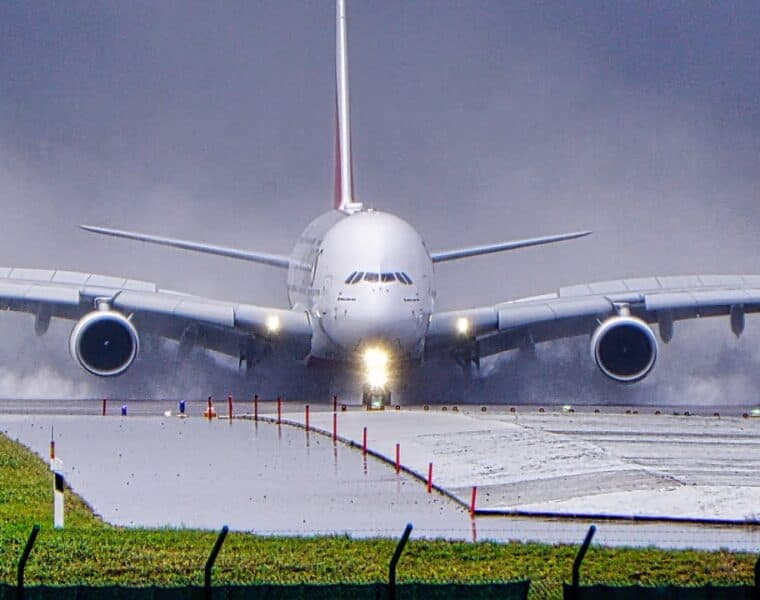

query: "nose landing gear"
left=362, top=384, right=391, bottom=410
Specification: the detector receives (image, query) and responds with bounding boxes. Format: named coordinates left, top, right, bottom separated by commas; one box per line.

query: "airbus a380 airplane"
left=3, top=0, right=760, bottom=404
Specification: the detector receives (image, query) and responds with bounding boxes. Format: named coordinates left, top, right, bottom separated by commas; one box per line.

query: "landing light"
left=363, top=347, right=388, bottom=368
left=363, top=347, right=389, bottom=389
left=367, top=368, right=389, bottom=388
left=456, top=317, right=471, bottom=336
left=266, top=315, right=280, bottom=334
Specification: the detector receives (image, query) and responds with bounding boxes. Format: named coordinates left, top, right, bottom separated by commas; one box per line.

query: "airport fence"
left=0, top=583, right=531, bottom=599
left=556, top=526, right=760, bottom=600
left=6, top=524, right=530, bottom=600
left=5, top=524, right=759, bottom=600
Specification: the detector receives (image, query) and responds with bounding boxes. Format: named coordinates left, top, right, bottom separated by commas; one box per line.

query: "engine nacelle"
left=590, top=315, right=657, bottom=383
left=69, top=310, right=139, bottom=376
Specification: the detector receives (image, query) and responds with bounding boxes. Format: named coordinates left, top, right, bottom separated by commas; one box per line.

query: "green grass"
left=0, top=432, right=756, bottom=597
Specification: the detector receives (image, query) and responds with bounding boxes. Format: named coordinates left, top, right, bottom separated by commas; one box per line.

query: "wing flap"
left=0, top=282, right=79, bottom=305
left=644, top=288, right=760, bottom=312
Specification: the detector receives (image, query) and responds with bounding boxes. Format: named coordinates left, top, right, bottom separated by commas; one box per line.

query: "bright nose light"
left=363, top=347, right=389, bottom=369
left=456, top=317, right=471, bottom=336
left=363, top=347, right=389, bottom=389
left=266, top=314, right=280, bottom=333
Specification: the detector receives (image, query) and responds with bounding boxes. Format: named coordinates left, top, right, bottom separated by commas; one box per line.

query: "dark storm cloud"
left=0, top=1, right=758, bottom=401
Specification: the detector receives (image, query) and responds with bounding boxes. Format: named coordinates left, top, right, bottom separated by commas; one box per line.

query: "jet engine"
left=69, top=310, right=139, bottom=376
left=590, top=315, right=657, bottom=383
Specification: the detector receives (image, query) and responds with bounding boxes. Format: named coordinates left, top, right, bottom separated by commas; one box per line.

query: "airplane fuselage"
left=287, top=209, right=435, bottom=363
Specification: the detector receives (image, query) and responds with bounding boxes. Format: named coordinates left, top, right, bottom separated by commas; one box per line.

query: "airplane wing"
left=0, top=267, right=311, bottom=369
left=429, top=230, right=591, bottom=263
left=428, top=274, right=760, bottom=377
left=80, top=225, right=292, bottom=269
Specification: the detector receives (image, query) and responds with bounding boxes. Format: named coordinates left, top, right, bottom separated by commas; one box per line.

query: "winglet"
left=334, top=0, right=362, bottom=214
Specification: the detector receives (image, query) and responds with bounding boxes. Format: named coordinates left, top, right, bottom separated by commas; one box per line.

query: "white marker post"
left=53, top=459, right=64, bottom=528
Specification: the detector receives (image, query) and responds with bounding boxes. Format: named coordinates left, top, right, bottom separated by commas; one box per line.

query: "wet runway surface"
left=1, top=399, right=759, bottom=551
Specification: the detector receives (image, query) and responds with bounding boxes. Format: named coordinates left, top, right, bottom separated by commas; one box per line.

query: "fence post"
left=388, top=523, right=413, bottom=600
left=571, top=525, right=596, bottom=599
left=204, top=525, right=229, bottom=600
left=16, top=524, right=40, bottom=600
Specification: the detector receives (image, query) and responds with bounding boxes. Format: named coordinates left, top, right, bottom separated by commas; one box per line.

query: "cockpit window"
left=345, top=271, right=412, bottom=285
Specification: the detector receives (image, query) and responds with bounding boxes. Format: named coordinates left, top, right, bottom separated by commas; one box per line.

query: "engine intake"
left=590, top=316, right=657, bottom=383
left=70, top=310, right=139, bottom=376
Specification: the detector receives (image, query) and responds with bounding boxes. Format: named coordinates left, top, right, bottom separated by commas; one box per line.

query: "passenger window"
left=351, top=272, right=364, bottom=284
left=381, top=273, right=396, bottom=283
left=364, top=273, right=379, bottom=282
left=344, top=272, right=356, bottom=284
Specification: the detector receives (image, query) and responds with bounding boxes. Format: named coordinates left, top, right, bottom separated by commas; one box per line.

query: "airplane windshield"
left=344, top=272, right=413, bottom=284
left=345, top=271, right=412, bottom=285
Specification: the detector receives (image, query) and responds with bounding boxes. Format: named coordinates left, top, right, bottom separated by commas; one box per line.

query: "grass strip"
left=0, top=432, right=756, bottom=595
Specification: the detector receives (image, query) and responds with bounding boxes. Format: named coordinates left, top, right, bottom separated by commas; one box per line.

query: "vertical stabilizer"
left=334, top=0, right=362, bottom=213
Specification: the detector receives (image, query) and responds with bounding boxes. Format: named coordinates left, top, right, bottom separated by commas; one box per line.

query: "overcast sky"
left=0, top=1, right=758, bottom=400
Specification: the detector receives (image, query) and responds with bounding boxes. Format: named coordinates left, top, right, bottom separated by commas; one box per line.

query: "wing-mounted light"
left=266, top=314, right=281, bottom=334
left=455, top=317, right=471, bottom=336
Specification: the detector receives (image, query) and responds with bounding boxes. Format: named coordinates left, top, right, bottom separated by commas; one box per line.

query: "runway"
left=1, top=399, right=759, bottom=550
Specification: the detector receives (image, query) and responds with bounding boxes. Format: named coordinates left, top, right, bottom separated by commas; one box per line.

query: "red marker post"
left=362, top=427, right=367, bottom=456
left=101, top=398, right=107, bottom=417
left=253, top=394, right=259, bottom=422
left=277, top=396, right=282, bottom=425
left=470, top=486, right=478, bottom=517
left=305, top=405, right=310, bottom=431
left=427, top=463, right=433, bottom=493
left=395, top=443, right=400, bottom=474
left=332, top=412, right=337, bottom=443
left=332, top=395, right=338, bottom=413
left=228, top=395, right=233, bottom=420
left=205, top=396, right=216, bottom=420
left=49, top=437, right=55, bottom=471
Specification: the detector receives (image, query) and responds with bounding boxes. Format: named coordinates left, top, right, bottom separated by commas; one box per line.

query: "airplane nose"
left=323, top=290, right=425, bottom=353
